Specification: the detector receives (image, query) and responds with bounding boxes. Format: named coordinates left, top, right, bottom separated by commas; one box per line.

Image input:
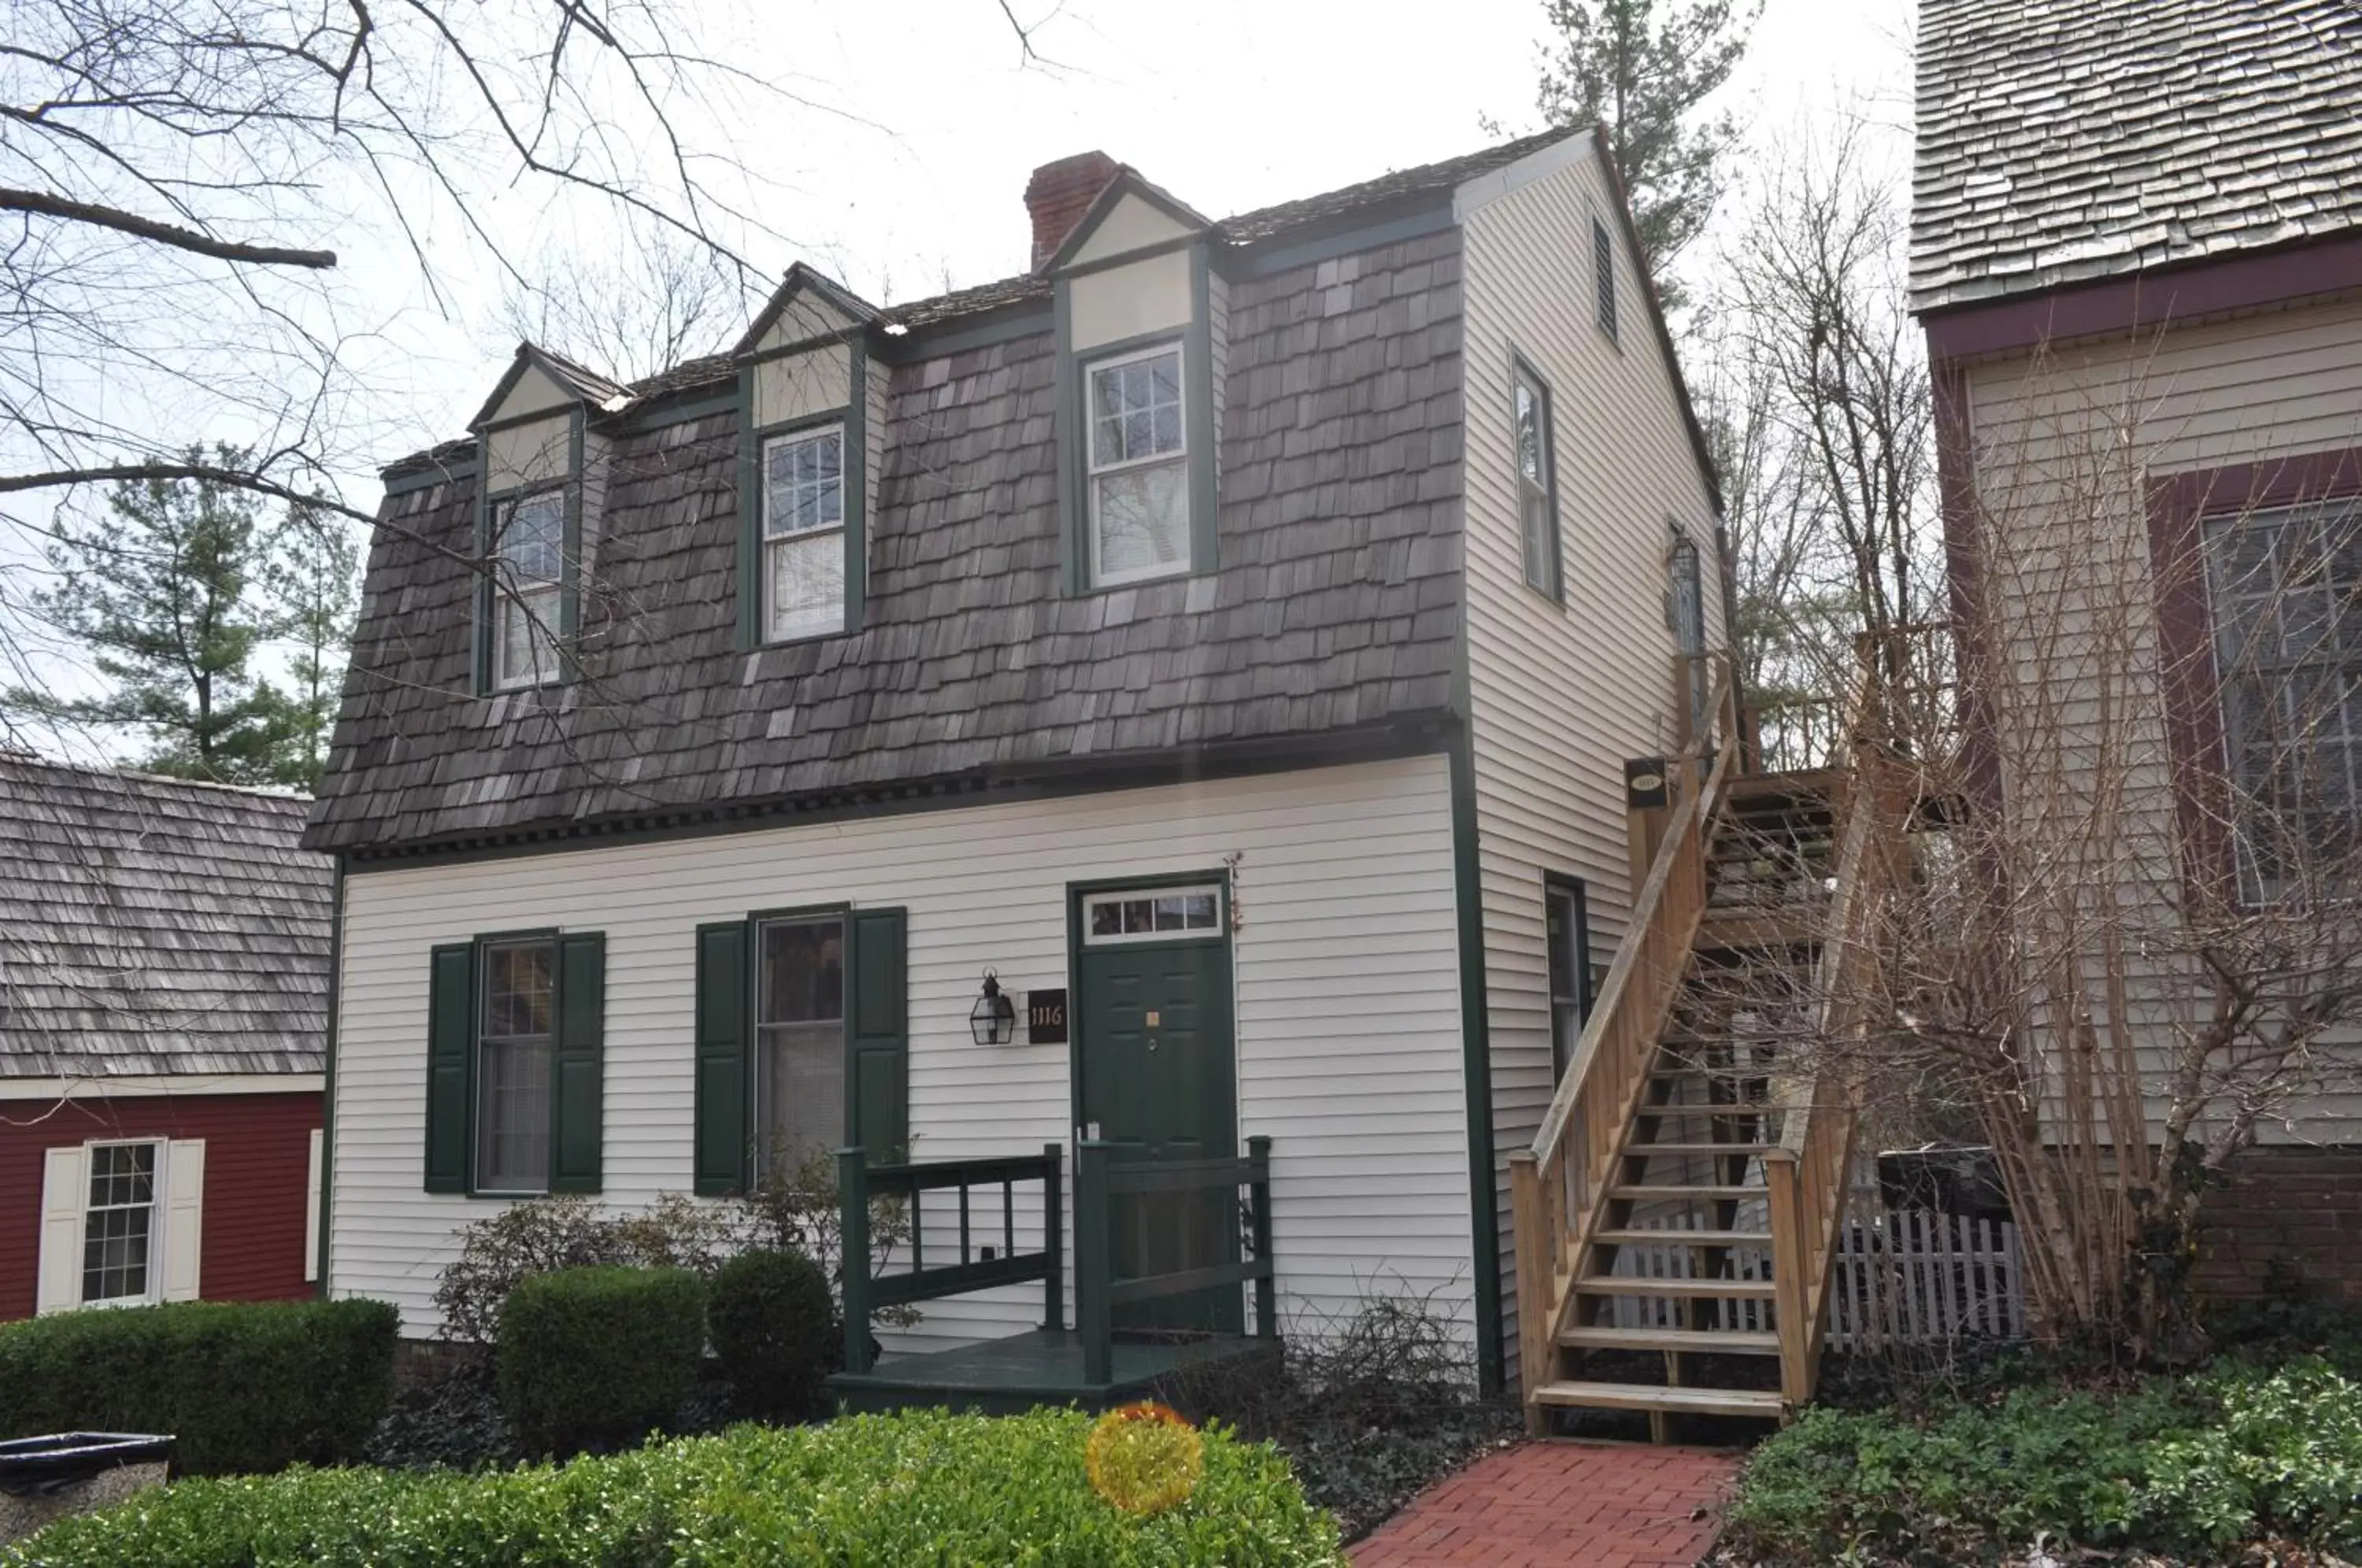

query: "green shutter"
left=550, top=931, right=605, bottom=1193
left=424, top=943, right=475, bottom=1193
left=694, top=921, right=752, bottom=1195
left=847, top=908, right=909, bottom=1163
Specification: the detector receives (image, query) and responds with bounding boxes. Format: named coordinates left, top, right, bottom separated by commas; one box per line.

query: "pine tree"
left=13, top=449, right=282, bottom=783
left=254, top=504, right=362, bottom=792
left=1535, top=0, right=1759, bottom=307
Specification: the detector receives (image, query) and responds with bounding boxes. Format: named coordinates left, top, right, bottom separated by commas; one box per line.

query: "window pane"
left=766, top=530, right=846, bottom=642
left=1090, top=900, right=1124, bottom=937
left=765, top=430, right=844, bottom=538
left=757, top=919, right=845, bottom=1170
left=500, top=492, right=565, bottom=584
left=1516, top=381, right=1543, bottom=483
left=1093, top=462, right=1190, bottom=579
left=1182, top=893, right=1217, bottom=929
left=495, top=584, right=561, bottom=690
left=1521, top=489, right=1552, bottom=590
left=478, top=941, right=554, bottom=1193
left=1088, top=350, right=1184, bottom=466
left=1122, top=899, right=1153, bottom=934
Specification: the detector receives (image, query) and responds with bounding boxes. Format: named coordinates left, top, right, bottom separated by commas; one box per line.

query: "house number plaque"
left=1027, top=989, right=1068, bottom=1044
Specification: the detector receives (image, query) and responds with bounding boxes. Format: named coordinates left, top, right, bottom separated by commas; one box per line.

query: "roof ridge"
left=0, top=754, right=313, bottom=806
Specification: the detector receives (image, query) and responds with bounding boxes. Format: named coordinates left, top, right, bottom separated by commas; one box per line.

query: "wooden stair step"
left=1609, top=1184, right=1766, bottom=1201
left=1533, top=1380, right=1786, bottom=1418
left=1558, top=1325, right=1782, bottom=1354
left=1573, top=1275, right=1777, bottom=1300
left=1594, top=1227, right=1772, bottom=1247
left=1626, top=1141, right=1774, bottom=1156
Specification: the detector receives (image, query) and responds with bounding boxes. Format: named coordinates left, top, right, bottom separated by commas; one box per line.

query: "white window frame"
left=491, top=487, right=566, bottom=691
left=1085, top=342, right=1192, bottom=587
left=1080, top=884, right=1226, bottom=946
left=761, top=423, right=848, bottom=643
left=80, top=1138, right=165, bottom=1308
left=474, top=936, right=556, bottom=1197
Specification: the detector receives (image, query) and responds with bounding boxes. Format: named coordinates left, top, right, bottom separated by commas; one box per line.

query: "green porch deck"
left=828, top=1328, right=1278, bottom=1416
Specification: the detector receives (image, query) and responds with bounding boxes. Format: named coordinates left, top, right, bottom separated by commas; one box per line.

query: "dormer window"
left=1087, top=345, right=1190, bottom=584
left=493, top=489, right=565, bottom=690
left=762, top=424, right=848, bottom=641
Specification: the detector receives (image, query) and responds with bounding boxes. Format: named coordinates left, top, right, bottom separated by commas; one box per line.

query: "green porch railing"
left=1074, top=1135, right=1277, bottom=1386
left=837, top=1136, right=1277, bottom=1389
left=838, top=1145, right=1064, bottom=1377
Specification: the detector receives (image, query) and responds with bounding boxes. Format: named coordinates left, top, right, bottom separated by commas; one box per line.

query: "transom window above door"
left=1087, top=345, right=1190, bottom=585
left=1083, top=885, right=1223, bottom=944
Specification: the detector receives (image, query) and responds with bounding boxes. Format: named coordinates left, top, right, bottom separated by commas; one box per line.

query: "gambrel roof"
left=1912, top=0, right=2362, bottom=313
left=0, top=758, right=331, bottom=1078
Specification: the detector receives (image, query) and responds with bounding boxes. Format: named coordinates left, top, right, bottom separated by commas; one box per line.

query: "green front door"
left=1074, top=883, right=1240, bottom=1333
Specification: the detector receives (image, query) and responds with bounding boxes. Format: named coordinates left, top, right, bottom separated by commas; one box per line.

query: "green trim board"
left=316, top=857, right=342, bottom=1292
left=1446, top=729, right=1505, bottom=1397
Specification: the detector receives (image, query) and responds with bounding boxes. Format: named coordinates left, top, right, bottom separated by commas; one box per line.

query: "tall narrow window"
left=1514, top=364, right=1560, bottom=598
left=1087, top=344, right=1190, bottom=584
left=82, top=1141, right=158, bottom=1304
left=492, top=490, right=565, bottom=689
left=1544, top=879, right=1592, bottom=1082
left=1671, top=533, right=1709, bottom=739
left=477, top=938, right=555, bottom=1194
left=2205, top=496, right=2362, bottom=898
left=757, top=915, right=846, bottom=1168
left=763, top=426, right=846, bottom=641
left=1593, top=216, right=1618, bottom=343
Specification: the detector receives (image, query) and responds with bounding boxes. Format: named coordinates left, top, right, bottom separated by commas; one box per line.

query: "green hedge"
left=0, top=1298, right=397, bottom=1477
left=1727, top=1355, right=2362, bottom=1562
left=498, top=1265, right=705, bottom=1457
left=5, top=1409, right=1346, bottom=1566
left=707, top=1248, right=835, bottom=1421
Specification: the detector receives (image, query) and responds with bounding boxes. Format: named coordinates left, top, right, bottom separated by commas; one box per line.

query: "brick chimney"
left=1024, top=151, right=1120, bottom=270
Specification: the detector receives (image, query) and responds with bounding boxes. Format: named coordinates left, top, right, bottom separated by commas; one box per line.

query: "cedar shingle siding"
left=1912, top=0, right=2362, bottom=312
left=0, top=760, right=330, bottom=1077
left=305, top=229, right=1469, bottom=856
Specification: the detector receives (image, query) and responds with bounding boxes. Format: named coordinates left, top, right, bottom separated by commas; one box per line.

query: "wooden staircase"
left=1511, top=655, right=1909, bottom=1438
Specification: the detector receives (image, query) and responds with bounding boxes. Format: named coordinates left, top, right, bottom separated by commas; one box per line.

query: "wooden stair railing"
left=1762, top=716, right=1906, bottom=1406
left=1511, top=655, right=1739, bottom=1429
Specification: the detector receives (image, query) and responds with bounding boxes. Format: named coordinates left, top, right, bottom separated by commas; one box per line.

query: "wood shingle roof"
left=0, top=758, right=330, bottom=1078
left=1912, top=0, right=2362, bottom=313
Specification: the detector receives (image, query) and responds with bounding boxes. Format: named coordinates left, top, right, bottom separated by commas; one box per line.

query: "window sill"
left=753, top=623, right=853, bottom=651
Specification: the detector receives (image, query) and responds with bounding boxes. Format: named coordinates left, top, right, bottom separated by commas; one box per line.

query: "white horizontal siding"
left=330, top=756, right=1475, bottom=1347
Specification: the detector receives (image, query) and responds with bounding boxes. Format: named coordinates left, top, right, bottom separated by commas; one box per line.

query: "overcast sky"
left=384, top=0, right=1920, bottom=446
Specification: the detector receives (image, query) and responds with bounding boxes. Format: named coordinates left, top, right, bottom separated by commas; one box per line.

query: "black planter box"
left=0, top=1433, right=175, bottom=1497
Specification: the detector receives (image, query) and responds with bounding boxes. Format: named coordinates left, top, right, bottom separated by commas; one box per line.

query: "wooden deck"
left=829, top=1329, right=1276, bottom=1416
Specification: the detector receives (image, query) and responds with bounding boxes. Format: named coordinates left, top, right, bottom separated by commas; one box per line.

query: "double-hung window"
left=1515, top=364, right=1561, bottom=598
left=82, top=1141, right=160, bottom=1305
left=757, top=914, right=847, bottom=1167
left=2205, top=495, right=2362, bottom=897
left=1087, top=344, right=1190, bottom=584
left=492, top=490, right=565, bottom=689
left=762, top=425, right=846, bottom=641
left=476, top=937, right=555, bottom=1195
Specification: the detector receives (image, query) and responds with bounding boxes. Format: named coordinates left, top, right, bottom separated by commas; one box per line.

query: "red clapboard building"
left=0, top=758, right=330, bottom=1320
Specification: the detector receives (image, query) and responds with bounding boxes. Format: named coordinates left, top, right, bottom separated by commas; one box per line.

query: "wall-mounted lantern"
left=969, top=969, right=1016, bottom=1045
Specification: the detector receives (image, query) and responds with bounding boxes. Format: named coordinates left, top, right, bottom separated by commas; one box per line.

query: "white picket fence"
left=1826, top=1200, right=2027, bottom=1350
left=1598, top=1192, right=2027, bottom=1348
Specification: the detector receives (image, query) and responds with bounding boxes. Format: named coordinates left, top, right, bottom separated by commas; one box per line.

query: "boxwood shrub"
left=497, top=1265, right=705, bottom=1457
left=6, top=1408, right=1346, bottom=1566
left=0, top=1297, right=397, bottom=1477
left=707, top=1248, right=835, bottom=1421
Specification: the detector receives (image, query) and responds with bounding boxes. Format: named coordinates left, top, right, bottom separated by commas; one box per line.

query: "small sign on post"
left=1026, top=988, right=1068, bottom=1044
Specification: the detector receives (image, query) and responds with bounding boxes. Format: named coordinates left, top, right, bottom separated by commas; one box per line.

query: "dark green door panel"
left=1075, top=934, right=1239, bottom=1333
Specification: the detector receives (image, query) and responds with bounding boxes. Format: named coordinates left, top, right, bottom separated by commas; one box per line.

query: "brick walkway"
left=1351, top=1440, right=1741, bottom=1568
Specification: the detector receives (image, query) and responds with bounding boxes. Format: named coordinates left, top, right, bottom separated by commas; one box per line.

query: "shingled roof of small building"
left=1912, top=0, right=2362, bottom=314
left=0, top=757, right=331, bottom=1078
